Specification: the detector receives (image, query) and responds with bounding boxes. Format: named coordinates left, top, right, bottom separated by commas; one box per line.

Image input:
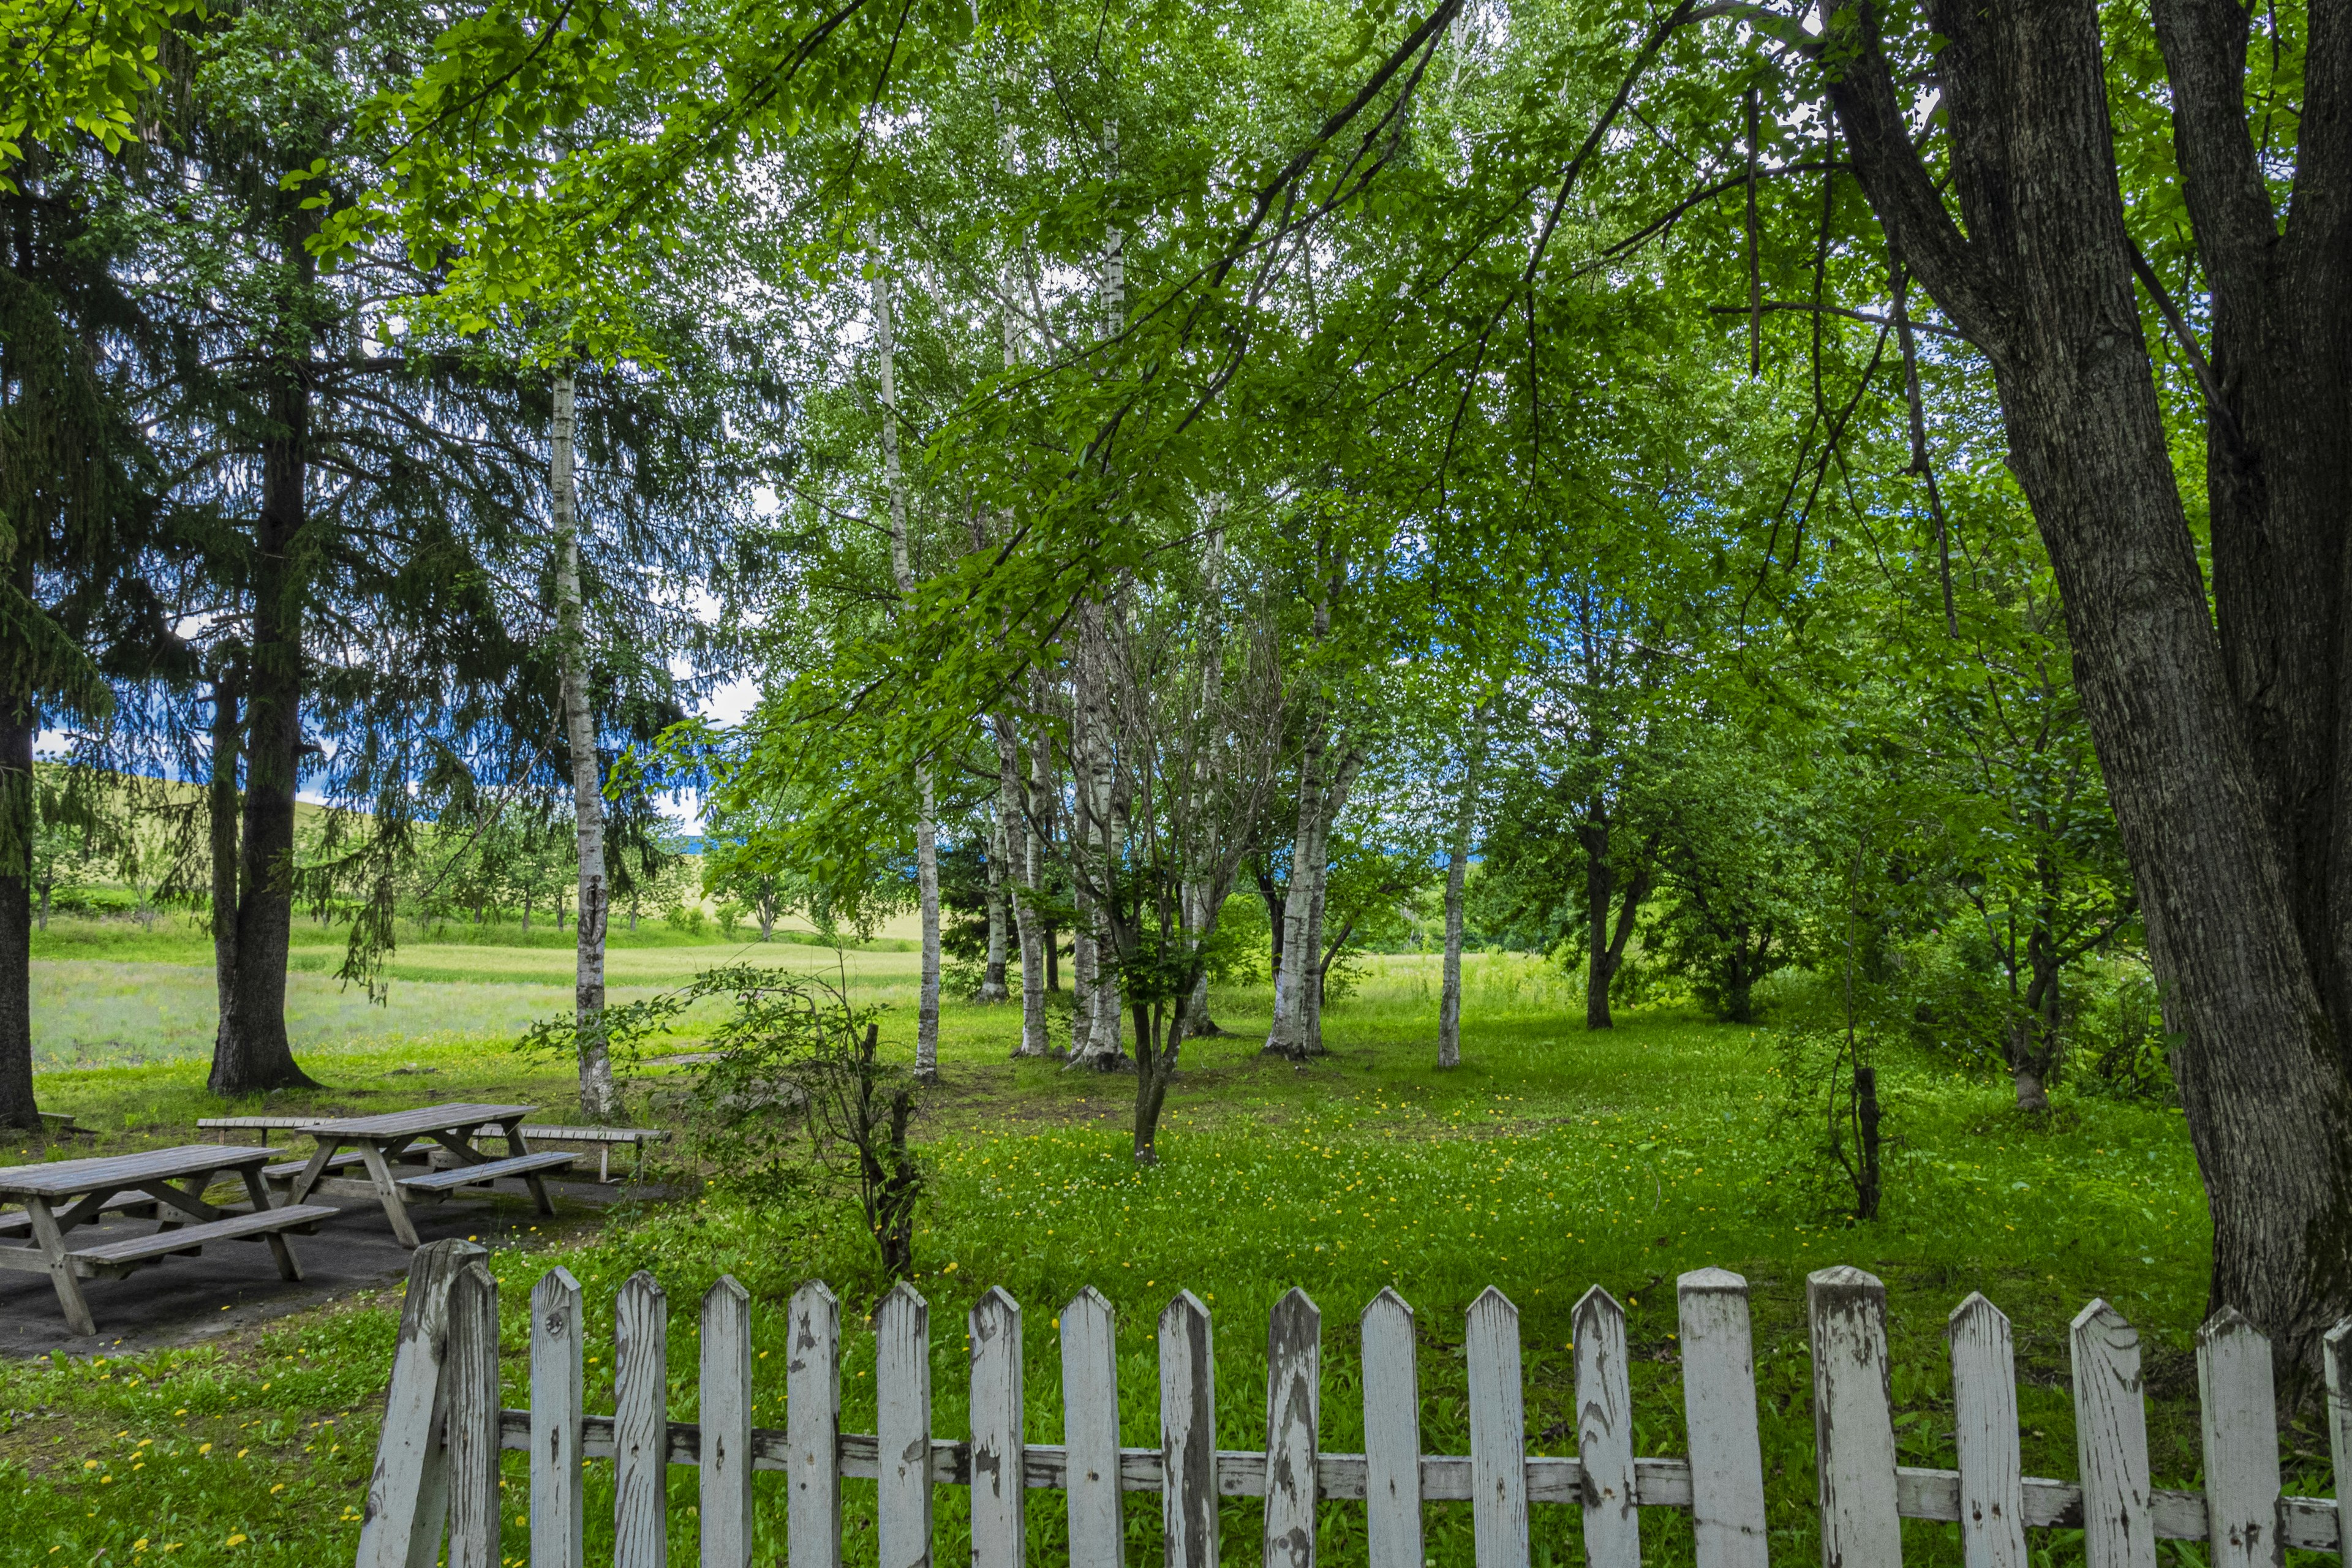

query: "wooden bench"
left=198, top=1115, right=315, bottom=1144
left=262, top=1150, right=370, bottom=1189
left=204, top=1114, right=663, bottom=1183
left=395, top=1150, right=577, bottom=1199
left=496, top=1124, right=668, bottom=1182
left=67, top=1204, right=341, bottom=1277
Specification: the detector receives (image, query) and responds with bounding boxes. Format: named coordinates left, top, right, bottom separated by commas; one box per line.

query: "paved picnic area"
left=0, top=1176, right=637, bottom=1359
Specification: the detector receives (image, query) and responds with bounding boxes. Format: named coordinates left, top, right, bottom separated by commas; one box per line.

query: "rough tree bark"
left=1575, top=811, right=1655, bottom=1031
left=552, top=372, right=614, bottom=1121
left=208, top=660, right=239, bottom=1057
left=1437, top=702, right=1489, bottom=1068
left=1825, top=0, right=2352, bottom=1378
left=211, top=355, right=319, bottom=1097
left=0, top=694, right=36, bottom=1130
left=876, top=263, right=941, bottom=1082
left=1016, top=701, right=1050, bottom=1054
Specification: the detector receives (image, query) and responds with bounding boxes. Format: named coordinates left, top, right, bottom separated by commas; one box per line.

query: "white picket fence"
left=356, top=1239, right=2350, bottom=1568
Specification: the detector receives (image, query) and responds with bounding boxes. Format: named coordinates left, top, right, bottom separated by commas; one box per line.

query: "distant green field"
left=29, top=919, right=937, bottom=1069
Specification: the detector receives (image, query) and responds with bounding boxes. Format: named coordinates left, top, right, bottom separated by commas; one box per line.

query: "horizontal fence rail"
left=358, top=1240, right=2352, bottom=1568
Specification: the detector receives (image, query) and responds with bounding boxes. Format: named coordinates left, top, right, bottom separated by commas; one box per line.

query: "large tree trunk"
left=1828, top=0, right=2352, bottom=1379
left=1017, top=710, right=1049, bottom=1052
left=876, top=265, right=943, bottom=1080
left=208, top=663, right=239, bottom=1047
left=1436, top=703, right=1487, bottom=1069
left=554, top=372, right=614, bottom=1121
left=211, top=367, right=318, bottom=1098
left=1577, top=813, right=1655, bottom=1032
left=0, top=695, right=37, bottom=1130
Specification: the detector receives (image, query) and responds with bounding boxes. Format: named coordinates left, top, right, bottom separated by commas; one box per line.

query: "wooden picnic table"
left=0, top=1145, right=339, bottom=1335
left=282, top=1103, right=576, bottom=1248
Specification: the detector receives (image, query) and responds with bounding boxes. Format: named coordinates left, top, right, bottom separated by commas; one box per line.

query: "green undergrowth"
left=4, top=956, right=2324, bottom=1567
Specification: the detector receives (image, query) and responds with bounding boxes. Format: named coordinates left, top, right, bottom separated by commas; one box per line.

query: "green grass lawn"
left=3, top=942, right=2305, bottom=1568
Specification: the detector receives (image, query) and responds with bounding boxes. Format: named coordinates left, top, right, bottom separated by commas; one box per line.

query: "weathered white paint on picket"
left=360, top=1255, right=2352, bottom=1568
left=1359, top=1287, right=1423, bottom=1568
left=875, top=1282, right=932, bottom=1568
left=2329, top=1320, right=2352, bottom=1525
left=2197, top=1310, right=2283, bottom=1568
left=1807, top=1266, right=1901, bottom=1568
left=699, top=1278, right=753, bottom=1568
left=1463, top=1287, right=1528, bottom=1568
left=614, top=1272, right=669, bottom=1568
left=1264, top=1289, right=1321, bottom=1568
left=530, top=1266, right=587, bottom=1568
left=2071, top=1299, right=2156, bottom=1568
left=358, top=1239, right=482, bottom=1568
left=787, top=1281, right=842, bottom=1568
left=1575, top=1286, right=1640, bottom=1568
left=969, top=1287, right=1025, bottom=1568
left=1160, top=1290, right=1219, bottom=1568
left=1062, top=1287, right=1125, bottom=1568
left=1676, top=1268, right=1768, bottom=1568
left=1948, top=1292, right=2026, bottom=1568
left=444, top=1261, right=502, bottom=1568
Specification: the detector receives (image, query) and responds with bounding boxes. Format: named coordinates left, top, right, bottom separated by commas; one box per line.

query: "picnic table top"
left=296, top=1103, right=537, bottom=1140
left=0, top=1144, right=284, bottom=1199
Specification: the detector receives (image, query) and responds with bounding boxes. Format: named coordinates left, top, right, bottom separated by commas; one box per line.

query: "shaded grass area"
left=4, top=947, right=2305, bottom=1568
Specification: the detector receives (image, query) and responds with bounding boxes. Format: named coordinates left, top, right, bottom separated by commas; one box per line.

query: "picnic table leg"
left=522, top=1169, right=557, bottom=1217
left=22, top=1197, right=95, bottom=1336
left=355, top=1140, right=423, bottom=1248
left=238, top=1167, right=304, bottom=1282
left=287, top=1141, right=338, bottom=1206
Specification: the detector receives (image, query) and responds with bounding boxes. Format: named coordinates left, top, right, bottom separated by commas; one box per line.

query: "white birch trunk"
left=981, top=802, right=1010, bottom=1003
left=1071, top=600, right=1126, bottom=1066
left=1017, top=704, right=1049, bottom=1054
left=1001, top=717, right=1046, bottom=1054
left=554, top=372, right=612, bottom=1121
left=1437, top=702, right=1489, bottom=1069
left=875, top=263, right=941, bottom=1080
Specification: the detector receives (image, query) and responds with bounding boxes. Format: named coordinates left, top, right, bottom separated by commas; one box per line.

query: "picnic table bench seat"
left=396, top=1151, right=578, bottom=1197
left=67, top=1204, right=341, bottom=1276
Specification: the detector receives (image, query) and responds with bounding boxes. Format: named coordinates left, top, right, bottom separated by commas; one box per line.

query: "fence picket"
left=1574, top=1287, right=1640, bottom=1568
left=875, top=1282, right=932, bottom=1568
left=1360, top=1287, right=1423, bottom=1568
left=615, top=1273, right=670, bottom=1568
left=1947, top=1293, right=2026, bottom=1568
left=361, top=1261, right=2348, bottom=1568
left=788, top=1281, right=842, bottom=1568
left=2328, top=1319, right=2352, bottom=1551
left=1807, top=1266, right=1901, bottom=1568
left=1063, top=1287, right=1125, bottom=1568
left=1159, top=1291, right=1219, bottom=1568
left=360, top=1240, right=483, bottom=1568
left=1465, top=1287, right=1529, bottom=1568
left=2196, top=1310, right=2283, bottom=1568
left=1265, top=1289, right=1321, bottom=1568
left=530, top=1266, right=587, bottom=1568
left=445, top=1262, right=502, bottom=1568
left=2070, top=1299, right=2154, bottom=1568
left=1676, top=1268, right=1768, bottom=1568
left=700, top=1278, right=753, bottom=1568
left=970, top=1287, right=1026, bottom=1568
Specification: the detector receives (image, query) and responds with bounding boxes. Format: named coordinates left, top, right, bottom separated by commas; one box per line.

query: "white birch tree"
left=552, top=371, right=614, bottom=1119
left=875, top=260, right=943, bottom=1082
